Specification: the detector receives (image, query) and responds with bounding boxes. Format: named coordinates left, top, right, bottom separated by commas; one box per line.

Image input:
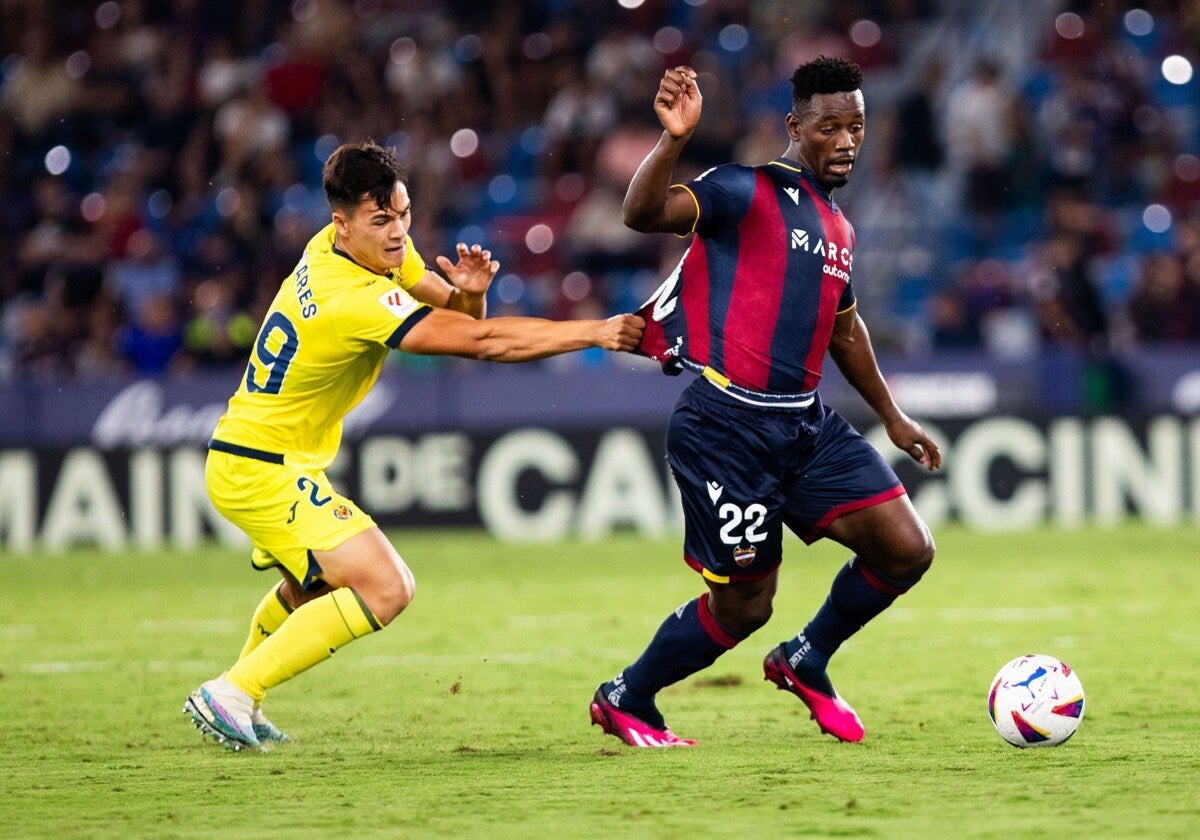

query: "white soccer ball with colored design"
left=987, top=653, right=1085, bottom=748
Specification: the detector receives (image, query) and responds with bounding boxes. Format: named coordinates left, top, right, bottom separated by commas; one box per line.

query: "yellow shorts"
left=205, top=446, right=376, bottom=591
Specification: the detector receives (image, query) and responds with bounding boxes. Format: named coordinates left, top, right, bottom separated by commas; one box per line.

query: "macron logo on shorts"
left=378, top=288, right=420, bottom=320
left=706, top=481, right=724, bottom=504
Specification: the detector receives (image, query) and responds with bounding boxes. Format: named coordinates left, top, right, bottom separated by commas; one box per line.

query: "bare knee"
left=878, top=526, right=935, bottom=581
left=740, top=599, right=774, bottom=634
left=911, top=527, right=935, bottom=575
left=708, top=589, right=773, bottom=637
left=367, top=560, right=415, bottom=626
left=314, top=529, right=417, bottom=625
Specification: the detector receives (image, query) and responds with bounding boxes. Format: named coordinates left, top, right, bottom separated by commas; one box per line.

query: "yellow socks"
left=226, top=588, right=382, bottom=702
left=238, top=582, right=294, bottom=660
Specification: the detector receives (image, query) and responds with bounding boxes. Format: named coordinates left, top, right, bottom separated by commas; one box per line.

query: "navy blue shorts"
left=667, top=378, right=905, bottom=583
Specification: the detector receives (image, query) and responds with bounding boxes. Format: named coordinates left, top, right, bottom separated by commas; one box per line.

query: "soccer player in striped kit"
left=590, top=57, right=943, bottom=747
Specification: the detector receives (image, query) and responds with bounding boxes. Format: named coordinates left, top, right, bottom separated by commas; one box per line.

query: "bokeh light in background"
left=1162, top=55, right=1193, bottom=85
left=1054, top=12, right=1085, bottom=39
left=562, top=271, right=592, bottom=302
left=94, top=1, right=120, bottom=28
left=1175, top=154, right=1200, bottom=182
left=390, top=37, right=417, bottom=65
left=717, top=24, right=749, bottom=52
left=64, top=50, right=89, bottom=79
left=849, top=20, right=882, bottom=49
left=1123, top=9, right=1154, bottom=37
left=453, top=34, right=482, bottom=62
left=43, top=146, right=71, bottom=175
left=215, top=188, right=241, bottom=218
left=653, top=27, right=684, bottom=55
left=450, top=129, right=479, bottom=159
left=80, top=192, right=106, bottom=223
left=496, top=274, right=524, bottom=305
left=487, top=175, right=518, bottom=205
left=525, top=224, right=554, bottom=255
left=1143, top=204, right=1172, bottom=234
left=147, top=190, right=173, bottom=220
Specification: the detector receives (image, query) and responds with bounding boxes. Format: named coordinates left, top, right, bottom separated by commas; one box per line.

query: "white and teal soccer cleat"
left=184, top=676, right=261, bottom=751
left=251, top=705, right=290, bottom=744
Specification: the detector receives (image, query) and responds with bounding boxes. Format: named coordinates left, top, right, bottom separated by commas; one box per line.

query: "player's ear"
left=785, top=111, right=804, bottom=141
left=331, top=208, right=350, bottom=237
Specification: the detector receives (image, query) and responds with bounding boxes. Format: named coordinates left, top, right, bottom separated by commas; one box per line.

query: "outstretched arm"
left=623, top=66, right=705, bottom=235
left=828, top=308, right=942, bottom=471
left=398, top=308, right=645, bottom=362
left=405, top=243, right=498, bottom=318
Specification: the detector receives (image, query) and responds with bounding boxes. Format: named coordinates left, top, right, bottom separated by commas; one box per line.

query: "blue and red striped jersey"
left=636, top=158, right=857, bottom=397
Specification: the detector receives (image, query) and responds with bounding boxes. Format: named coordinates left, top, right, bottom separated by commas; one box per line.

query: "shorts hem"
left=684, top=553, right=782, bottom=584
left=799, top=484, right=907, bottom=544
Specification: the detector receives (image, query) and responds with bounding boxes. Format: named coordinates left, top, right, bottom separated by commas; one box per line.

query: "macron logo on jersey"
left=378, top=288, right=420, bottom=320
left=784, top=186, right=801, bottom=204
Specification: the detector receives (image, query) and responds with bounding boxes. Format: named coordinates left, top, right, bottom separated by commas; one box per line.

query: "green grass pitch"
left=2, top=524, right=1198, bottom=839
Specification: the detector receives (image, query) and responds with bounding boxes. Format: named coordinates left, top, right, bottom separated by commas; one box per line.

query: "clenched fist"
left=595, top=314, right=646, bottom=352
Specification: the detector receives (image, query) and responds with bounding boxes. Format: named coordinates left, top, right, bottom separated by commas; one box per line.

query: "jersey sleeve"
left=334, top=278, right=432, bottom=350
left=396, top=235, right=426, bottom=290
left=837, top=279, right=857, bottom=313
left=675, top=164, right=757, bottom=238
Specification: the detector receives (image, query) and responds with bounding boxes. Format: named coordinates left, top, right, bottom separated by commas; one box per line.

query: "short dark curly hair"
left=790, top=56, right=863, bottom=116
left=322, top=141, right=408, bottom=213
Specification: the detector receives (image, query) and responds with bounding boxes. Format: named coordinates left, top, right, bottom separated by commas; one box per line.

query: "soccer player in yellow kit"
left=185, top=141, right=644, bottom=750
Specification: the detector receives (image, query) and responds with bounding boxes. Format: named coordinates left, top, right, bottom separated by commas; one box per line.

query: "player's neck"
left=782, top=146, right=808, bottom=170
left=332, top=234, right=389, bottom=277
left=781, top=149, right=834, bottom=195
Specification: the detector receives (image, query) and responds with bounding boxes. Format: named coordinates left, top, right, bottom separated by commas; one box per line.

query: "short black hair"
left=790, top=56, right=863, bottom=115
left=322, top=141, right=407, bottom=213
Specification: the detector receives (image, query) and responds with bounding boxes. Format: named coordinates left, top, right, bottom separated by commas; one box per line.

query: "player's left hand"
left=885, top=413, right=942, bottom=471
left=436, top=243, right=499, bottom=295
left=655, top=66, right=702, bottom=139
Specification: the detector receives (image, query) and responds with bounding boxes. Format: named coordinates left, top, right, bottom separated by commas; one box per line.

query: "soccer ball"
left=987, top=653, right=1085, bottom=748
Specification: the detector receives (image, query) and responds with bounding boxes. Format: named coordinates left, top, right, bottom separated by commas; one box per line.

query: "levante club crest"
left=733, top=545, right=757, bottom=567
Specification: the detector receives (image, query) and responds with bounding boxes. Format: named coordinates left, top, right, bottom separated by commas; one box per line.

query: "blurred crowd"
left=1, top=0, right=1199, bottom=383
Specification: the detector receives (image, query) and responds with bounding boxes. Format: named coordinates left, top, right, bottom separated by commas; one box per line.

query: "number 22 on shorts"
left=287, top=477, right=332, bottom=523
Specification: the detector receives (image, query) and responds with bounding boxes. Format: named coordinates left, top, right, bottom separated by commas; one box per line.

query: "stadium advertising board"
left=1, top=355, right=1198, bottom=552
left=2, top=414, right=1199, bottom=552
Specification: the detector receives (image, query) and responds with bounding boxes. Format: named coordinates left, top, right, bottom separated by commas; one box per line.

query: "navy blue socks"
left=604, top=594, right=745, bottom=727
left=784, top=556, right=919, bottom=691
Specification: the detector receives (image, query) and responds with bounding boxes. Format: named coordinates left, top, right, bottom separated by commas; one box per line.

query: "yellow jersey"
left=209, top=223, right=431, bottom=471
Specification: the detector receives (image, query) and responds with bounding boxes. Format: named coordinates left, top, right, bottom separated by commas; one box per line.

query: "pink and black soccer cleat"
left=589, top=687, right=696, bottom=748
left=763, top=644, right=865, bottom=743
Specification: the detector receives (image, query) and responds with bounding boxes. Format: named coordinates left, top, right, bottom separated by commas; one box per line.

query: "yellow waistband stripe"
left=701, top=366, right=731, bottom=389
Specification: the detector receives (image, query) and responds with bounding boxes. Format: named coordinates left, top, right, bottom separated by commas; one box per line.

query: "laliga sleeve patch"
left=378, top=288, right=420, bottom=320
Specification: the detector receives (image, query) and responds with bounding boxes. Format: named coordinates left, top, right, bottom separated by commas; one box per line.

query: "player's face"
left=332, top=181, right=412, bottom=275
left=787, top=90, right=865, bottom=190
